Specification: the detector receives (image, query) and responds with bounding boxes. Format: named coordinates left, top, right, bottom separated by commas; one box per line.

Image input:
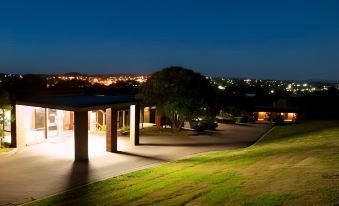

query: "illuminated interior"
left=16, top=105, right=74, bottom=145
left=258, top=112, right=267, bottom=121
left=284, top=113, right=297, bottom=122
left=15, top=105, right=133, bottom=147
left=256, top=111, right=297, bottom=122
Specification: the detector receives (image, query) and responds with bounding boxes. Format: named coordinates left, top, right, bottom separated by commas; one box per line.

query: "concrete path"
left=0, top=123, right=271, bottom=205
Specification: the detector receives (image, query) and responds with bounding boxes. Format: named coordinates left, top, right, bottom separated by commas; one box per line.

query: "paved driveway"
left=0, top=123, right=271, bottom=205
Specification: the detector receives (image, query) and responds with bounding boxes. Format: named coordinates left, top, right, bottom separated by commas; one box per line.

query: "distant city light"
left=0, top=74, right=337, bottom=94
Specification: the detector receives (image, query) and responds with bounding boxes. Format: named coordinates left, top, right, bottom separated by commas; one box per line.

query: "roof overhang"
left=15, top=95, right=139, bottom=111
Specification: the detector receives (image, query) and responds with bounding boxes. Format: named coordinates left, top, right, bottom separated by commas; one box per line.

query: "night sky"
left=1, top=0, right=339, bottom=80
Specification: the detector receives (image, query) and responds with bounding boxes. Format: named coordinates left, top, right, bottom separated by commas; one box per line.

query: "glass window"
left=34, top=109, right=44, bottom=129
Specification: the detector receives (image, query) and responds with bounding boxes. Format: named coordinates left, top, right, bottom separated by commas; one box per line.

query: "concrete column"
left=10, top=104, right=17, bottom=148
left=106, top=108, right=118, bottom=152
left=130, top=103, right=140, bottom=145
left=74, top=111, right=88, bottom=161
left=14, top=105, right=26, bottom=148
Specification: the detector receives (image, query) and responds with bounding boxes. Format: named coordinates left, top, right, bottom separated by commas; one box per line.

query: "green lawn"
left=27, top=120, right=339, bottom=206
left=0, top=147, right=11, bottom=152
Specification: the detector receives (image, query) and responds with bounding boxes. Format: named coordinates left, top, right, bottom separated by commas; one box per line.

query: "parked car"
left=190, top=119, right=218, bottom=131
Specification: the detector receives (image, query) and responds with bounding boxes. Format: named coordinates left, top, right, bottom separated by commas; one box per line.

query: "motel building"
left=253, top=107, right=299, bottom=123
left=3, top=95, right=142, bottom=161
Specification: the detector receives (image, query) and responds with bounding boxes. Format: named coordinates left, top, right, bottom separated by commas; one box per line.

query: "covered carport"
left=11, top=95, right=140, bottom=161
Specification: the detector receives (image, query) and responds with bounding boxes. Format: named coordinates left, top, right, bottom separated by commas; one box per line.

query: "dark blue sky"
left=1, top=0, right=339, bottom=80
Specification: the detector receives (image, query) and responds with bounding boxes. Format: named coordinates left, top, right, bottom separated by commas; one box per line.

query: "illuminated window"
left=258, top=112, right=267, bottom=121
left=34, top=109, right=44, bottom=129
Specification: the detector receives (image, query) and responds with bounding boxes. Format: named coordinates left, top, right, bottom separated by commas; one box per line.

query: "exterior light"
left=218, top=85, right=225, bottom=90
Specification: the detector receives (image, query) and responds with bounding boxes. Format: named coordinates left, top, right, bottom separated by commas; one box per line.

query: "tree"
left=138, top=67, right=218, bottom=132
left=0, top=89, right=12, bottom=147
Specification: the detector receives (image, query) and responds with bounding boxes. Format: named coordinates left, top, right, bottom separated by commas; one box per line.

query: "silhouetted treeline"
left=218, top=83, right=339, bottom=120
left=298, top=88, right=339, bottom=119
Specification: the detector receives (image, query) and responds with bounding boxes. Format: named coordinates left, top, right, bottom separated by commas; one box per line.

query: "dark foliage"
left=138, top=67, right=218, bottom=131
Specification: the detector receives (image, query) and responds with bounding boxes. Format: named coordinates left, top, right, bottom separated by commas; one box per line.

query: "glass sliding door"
left=24, top=107, right=46, bottom=145
left=47, top=109, right=74, bottom=139
left=47, top=109, right=59, bottom=137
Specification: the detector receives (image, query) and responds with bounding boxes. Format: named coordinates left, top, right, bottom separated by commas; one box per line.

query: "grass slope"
left=27, top=120, right=339, bottom=206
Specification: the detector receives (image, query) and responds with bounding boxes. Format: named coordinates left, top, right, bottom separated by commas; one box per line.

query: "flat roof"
left=16, top=95, right=138, bottom=111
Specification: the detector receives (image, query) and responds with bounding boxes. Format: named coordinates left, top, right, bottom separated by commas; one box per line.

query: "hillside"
left=28, top=120, right=339, bottom=206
